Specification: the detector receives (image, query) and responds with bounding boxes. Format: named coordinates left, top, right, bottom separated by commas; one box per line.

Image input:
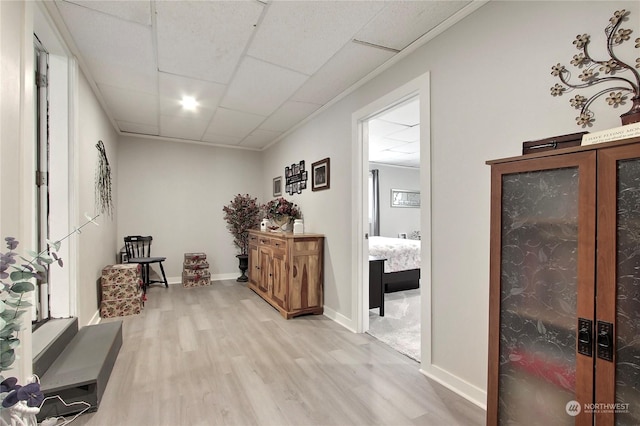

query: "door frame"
left=350, top=71, right=431, bottom=365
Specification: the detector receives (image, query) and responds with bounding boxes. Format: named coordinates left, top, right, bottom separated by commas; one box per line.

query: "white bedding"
left=369, top=236, right=421, bottom=273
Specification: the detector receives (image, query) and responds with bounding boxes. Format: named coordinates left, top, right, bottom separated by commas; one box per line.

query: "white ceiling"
left=50, top=0, right=472, bottom=155
left=369, top=97, right=420, bottom=168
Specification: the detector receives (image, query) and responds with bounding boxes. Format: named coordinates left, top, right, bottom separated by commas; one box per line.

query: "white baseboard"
left=419, top=364, right=487, bottom=410
left=212, top=273, right=240, bottom=281
left=88, top=309, right=101, bottom=325
left=168, top=273, right=239, bottom=285
left=322, top=306, right=357, bottom=332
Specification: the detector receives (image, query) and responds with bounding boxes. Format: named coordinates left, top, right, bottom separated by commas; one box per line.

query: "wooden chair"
left=123, top=236, right=168, bottom=292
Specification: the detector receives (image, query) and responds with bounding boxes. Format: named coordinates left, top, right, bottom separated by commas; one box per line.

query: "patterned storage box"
left=182, top=270, right=211, bottom=288
left=101, top=264, right=143, bottom=301
left=184, top=252, right=208, bottom=267
left=183, top=261, right=210, bottom=271
left=101, top=263, right=141, bottom=285
left=100, top=292, right=144, bottom=318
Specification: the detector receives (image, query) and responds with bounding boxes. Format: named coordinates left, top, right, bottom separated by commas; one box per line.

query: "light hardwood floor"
left=74, top=280, right=484, bottom=426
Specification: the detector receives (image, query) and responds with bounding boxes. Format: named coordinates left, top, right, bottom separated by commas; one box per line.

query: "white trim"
left=19, top=0, right=37, bottom=380
left=211, top=273, right=241, bottom=282
left=419, top=365, right=487, bottom=411
left=351, top=72, right=431, bottom=337
left=322, top=306, right=357, bottom=333
left=68, top=57, right=79, bottom=318
left=87, top=309, right=102, bottom=325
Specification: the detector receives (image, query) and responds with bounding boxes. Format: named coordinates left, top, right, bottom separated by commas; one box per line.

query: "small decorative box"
left=100, top=292, right=143, bottom=318
left=183, top=252, right=208, bottom=266
left=101, top=280, right=141, bottom=301
left=182, top=271, right=211, bottom=288
left=183, top=261, right=210, bottom=271
left=101, top=263, right=141, bottom=284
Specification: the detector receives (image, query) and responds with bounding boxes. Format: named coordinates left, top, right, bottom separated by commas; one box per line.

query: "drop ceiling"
left=48, top=0, right=473, bottom=154
left=369, top=97, right=420, bottom=168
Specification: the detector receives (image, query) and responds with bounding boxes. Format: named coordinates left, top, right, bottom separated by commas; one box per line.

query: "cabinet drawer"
left=269, top=238, right=286, bottom=251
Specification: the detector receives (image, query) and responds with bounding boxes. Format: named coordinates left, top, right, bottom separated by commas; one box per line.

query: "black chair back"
left=124, top=235, right=153, bottom=259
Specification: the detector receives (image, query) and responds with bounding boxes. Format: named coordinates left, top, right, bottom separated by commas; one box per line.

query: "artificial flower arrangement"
left=0, top=237, right=63, bottom=372
left=0, top=375, right=43, bottom=411
left=222, top=194, right=262, bottom=255
left=262, top=197, right=301, bottom=222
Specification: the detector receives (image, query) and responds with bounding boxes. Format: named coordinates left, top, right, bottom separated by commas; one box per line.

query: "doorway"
left=351, top=72, right=431, bottom=365
left=365, top=96, right=421, bottom=361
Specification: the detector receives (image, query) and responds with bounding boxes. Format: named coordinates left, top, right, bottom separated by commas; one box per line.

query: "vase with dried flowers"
left=262, top=197, right=301, bottom=232
left=550, top=9, right=640, bottom=127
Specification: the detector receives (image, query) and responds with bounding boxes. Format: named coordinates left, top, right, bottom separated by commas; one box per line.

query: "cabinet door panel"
left=271, top=252, right=287, bottom=309
left=597, top=146, right=640, bottom=426
left=258, top=247, right=270, bottom=294
left=249, top=244, right=259, bottom=286
left=488, top=153, right=596, bottom=426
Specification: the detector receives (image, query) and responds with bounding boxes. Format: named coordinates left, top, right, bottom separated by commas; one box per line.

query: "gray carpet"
left=367, top=288, right=420, bottom=362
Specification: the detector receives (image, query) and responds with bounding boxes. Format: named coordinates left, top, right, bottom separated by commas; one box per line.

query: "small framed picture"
left=273, top=176, right=282, bottom=197
left=312, top=157, right=330, bottom=191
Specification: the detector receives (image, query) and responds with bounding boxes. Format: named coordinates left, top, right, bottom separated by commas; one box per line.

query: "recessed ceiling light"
left=180, top=96, right=198, bottom=110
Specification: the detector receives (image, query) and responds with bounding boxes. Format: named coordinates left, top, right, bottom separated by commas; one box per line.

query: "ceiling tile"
left=370, top=137, right=409, bottom=152
left=99, top=84, right=158, bottom=126
left=292, top=41, right=394, bottom=105
left=158, top=73, right=224, bottom=120
left=159, top=115, right=210, bottom=141
left=56, top=1, right=156, bottom=91
left=388, top=125, right=420, bottom=143
left=388, top=141, right=420, bottom=154
left=205, top=108, right=265, bottom=140
left=201, top=133, right=243, bottom=146
left=62, top=0, right=152, bottom=26
left=155, top=1, right=264, bottom=84
left=83, top=58, right=157, bottom=94
left=117, top=121, right=158, bottom=136
left=220, top=57, right=308, bottom=117
left=368, top=119, right=408, bottom=139
left=241, top=129, right=283, bottom=149
left=248, top=1, right=385, bottom=76
left=260, top=101, right=322, bottom=133
left=378, top=98, right=420, bottom=126
left=356, top=1, right=470, bottom=51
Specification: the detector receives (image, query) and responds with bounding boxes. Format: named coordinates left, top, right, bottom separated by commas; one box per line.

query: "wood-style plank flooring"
left=74, top=280, right=484, bottom=425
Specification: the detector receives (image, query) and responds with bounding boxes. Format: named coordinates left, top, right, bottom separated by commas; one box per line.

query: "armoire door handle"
left=596, top=320, right=614, bottom=362
left=577, top=318, right=593, bottom=357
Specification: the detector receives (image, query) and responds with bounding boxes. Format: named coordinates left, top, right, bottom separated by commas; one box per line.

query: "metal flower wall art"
left=550, top=10, right=640, bottom=127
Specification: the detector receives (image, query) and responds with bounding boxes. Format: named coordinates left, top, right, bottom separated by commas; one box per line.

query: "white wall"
left=263, top=0, right=639, bottom=406
left=371, top=164, right=420, bottom=238
left=116, top=137, right=263, bottom=281
left=75, top=71, right=120, bottom=327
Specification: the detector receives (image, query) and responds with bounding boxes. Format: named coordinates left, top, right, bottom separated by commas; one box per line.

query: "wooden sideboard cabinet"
left=486, top=136, right=640, bottom=426
left=247, top=230, right=324, bottom=319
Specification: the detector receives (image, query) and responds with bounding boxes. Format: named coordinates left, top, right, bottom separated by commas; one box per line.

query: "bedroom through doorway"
left=365, top=96, right=421, bottom=362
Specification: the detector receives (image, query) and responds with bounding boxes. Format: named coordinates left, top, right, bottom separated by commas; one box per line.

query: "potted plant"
left=262, top=197, right=301, bottom=232
left=222, top=194, right=262, bottom=282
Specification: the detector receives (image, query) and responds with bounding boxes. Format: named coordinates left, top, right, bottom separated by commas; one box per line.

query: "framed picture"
left=273, top=176, right=282, bottom=197
left=391, top=189, right=420, bottom=208
left=311, top=157, right=330, bottom=191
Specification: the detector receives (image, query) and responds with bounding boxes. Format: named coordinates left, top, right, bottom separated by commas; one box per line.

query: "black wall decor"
left=285, top=160, right=308, bottom=195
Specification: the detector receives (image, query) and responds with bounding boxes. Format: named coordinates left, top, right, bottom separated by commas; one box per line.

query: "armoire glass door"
left=597, top=145, right=640, bottom=426
left=490, top=152, right=596, bottom=426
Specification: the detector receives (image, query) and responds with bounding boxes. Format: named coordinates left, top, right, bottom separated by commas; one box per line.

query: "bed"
left=368, top=236, right=421, bottom=315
